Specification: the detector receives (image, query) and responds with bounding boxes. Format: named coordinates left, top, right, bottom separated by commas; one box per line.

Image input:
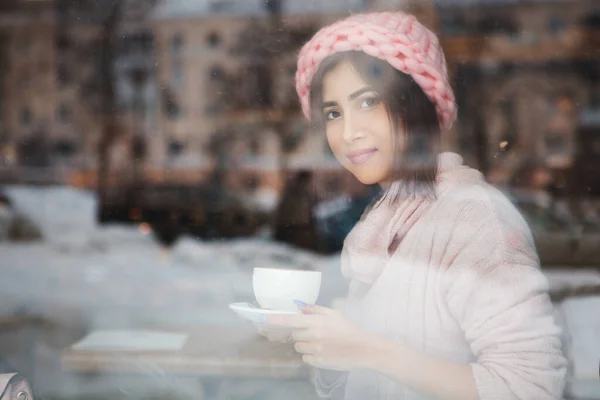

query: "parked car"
left=99, top=183, right=268, bottom=246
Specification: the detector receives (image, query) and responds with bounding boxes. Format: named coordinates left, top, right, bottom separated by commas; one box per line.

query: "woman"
left=258, top=12, right=566, bottom=400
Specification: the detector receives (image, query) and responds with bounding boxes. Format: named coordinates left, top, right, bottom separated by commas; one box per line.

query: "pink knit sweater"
left=315, top=153, right=566, bottom=399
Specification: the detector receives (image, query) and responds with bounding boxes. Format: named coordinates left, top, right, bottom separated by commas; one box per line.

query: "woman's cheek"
left=326, top=130, right=343, bottom=158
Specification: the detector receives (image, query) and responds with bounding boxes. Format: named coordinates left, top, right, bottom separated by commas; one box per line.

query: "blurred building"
left=0, top=0, right=90, bottom=174
left=437, top=0, right=600, bottom=194
left=149, top=0, right=431, bottom=196
left=0, top=0, right=158, bottom=186
left=0, top=0, right=427, bottom=194
left=1, top=0, right=599, bottom=196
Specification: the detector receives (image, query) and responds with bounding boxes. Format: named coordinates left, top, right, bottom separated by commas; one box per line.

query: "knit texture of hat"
left=295, top=12, right=457, bottom=133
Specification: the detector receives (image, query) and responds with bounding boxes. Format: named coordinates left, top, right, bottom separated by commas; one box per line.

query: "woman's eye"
left=325, top=110, right=341, bottom=120
left=360, top=97, right=378, bottom=108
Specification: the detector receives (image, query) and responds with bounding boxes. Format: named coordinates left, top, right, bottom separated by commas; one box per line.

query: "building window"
left=548, top=16, right=566, bottom=34
left=162, top=88, right=183, bottom=119
left=167, top=102, right=182, bottom=119
left=440, top=14, right=467, bottom=36
left=132, top=31, right=154, bottom=53
left=592, top=137, right=600, bottom=155
left=19, top=33, right=30, bottom=52
left=208, top=66, right=224, bottom=82
left=477, top=16, right=518, bottom=36
left=209, top=0, right=233, bottom=13
left=56, top=33, right=70, bottom=51
left=545, top=132, right=567, bottom=156
left=248, top=136, right=260, bottom=155
left=167, top=139, right=184, bottom=157
left=245, top=174, right=260, bottom=190
left=581, top=12, right=600, bottom=30
left=57, top=63, right=69, bottom=87
left=243, top=65, right=271, bottom=107
left=20, top=107, right=31, bottom=126
left=172, top=61, right=184, bottom=89
left=57, top=103, right=70, bottom=123
left=171, top=33, right=184, bottom=57
left=207, top=32, right=221, bottom=48
left=264, top=0, right=282, bottom=14
left=54, top=139, right=76, bottom=157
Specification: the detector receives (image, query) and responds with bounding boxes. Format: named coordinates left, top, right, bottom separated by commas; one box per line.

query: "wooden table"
left=61, top=325, right=311, bottom=399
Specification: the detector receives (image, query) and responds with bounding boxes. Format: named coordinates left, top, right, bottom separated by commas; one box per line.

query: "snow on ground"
left=1, top=185, right=599, bottom=399
left=1, top=228, right=345, bottom=329
left=3, top=185, right=97, bottom=247
left=544, top=268, right=600, bottom=293
left=0, top=185, right=346, bottom=399
left=1, top=185, right=344, bottom=325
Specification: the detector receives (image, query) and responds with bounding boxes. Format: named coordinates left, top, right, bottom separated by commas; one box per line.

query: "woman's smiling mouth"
left=347, top=148, right=377, bottom=165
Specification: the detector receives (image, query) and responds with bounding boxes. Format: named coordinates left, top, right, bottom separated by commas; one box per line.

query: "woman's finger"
left=301, top=304, right=340, bottom=316
left=267, top=314, right=317, bottom=328
left=255, top=325, right=268, bottom=336
left=255, top=323, right=284, bottom=334
left=268, top=331, right=291, bottom=343
left=291, top=328, right=314, bottom=342
left=302, top=354, right=323, bottom=368
left=295, top=341, right=320, bottom=355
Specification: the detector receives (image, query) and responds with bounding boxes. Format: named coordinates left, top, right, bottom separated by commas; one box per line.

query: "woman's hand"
left=254, top=323, right=293, bottom=343
left=265, top=303, right=379, bottom=371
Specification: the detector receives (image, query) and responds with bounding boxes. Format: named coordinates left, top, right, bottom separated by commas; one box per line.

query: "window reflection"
left=0, top=1, right=599, bottom=400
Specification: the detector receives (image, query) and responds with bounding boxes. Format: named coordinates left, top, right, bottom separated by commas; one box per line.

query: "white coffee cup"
left=252, top=267, right=322, bottom=312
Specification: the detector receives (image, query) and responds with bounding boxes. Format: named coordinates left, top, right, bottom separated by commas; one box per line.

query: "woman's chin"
left=352, top=172, right=382, bottom=186
left=344, top=162, right=390, bottom=186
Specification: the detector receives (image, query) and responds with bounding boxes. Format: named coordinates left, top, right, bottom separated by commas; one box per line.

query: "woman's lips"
left=347, top=148, right=377, bottom=165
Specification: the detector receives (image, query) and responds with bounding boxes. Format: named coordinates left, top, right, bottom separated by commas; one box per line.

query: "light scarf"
left=341, top=152, right=483, bottom=285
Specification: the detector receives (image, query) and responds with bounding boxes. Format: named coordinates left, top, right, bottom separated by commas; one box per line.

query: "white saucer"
left=228, top=302, right=300, bottom=323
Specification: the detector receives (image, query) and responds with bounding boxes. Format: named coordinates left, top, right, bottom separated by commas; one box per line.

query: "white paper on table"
left=71, top=330, right=188, bottom=351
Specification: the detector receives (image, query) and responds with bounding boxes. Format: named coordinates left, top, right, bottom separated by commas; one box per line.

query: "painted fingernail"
left=293, top=300, right=307, bottom=307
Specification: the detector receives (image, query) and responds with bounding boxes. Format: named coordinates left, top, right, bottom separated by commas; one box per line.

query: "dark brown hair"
left=309, top=51, right=441, bottom=200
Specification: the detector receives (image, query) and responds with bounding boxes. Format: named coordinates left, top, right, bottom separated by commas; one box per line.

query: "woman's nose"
left=342, top=113, right=367, bottom=143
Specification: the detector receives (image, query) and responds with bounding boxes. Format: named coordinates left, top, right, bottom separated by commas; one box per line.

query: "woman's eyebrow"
left=348, top=87, right=373, bottom=101
left=321, top=101, right=337, bottom=109
left=322, top=87, right=374, bottom=109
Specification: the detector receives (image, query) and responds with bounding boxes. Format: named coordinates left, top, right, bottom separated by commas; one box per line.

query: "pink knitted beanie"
left=295, top=12, right=457, bottom=133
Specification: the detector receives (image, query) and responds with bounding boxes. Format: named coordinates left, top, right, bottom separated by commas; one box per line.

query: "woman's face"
left=321, top=61, right=397, bottom=186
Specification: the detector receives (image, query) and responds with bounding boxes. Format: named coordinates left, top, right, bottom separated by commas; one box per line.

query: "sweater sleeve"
left=444, top=192, right=567, bottom=400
